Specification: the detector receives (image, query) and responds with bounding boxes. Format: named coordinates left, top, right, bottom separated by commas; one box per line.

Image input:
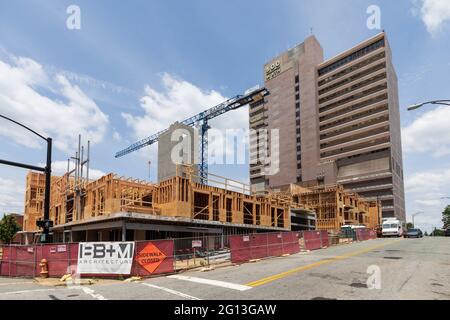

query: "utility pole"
left=411, top=211, right=423, bottom=229
left=148, top=160, right=151, bottom=181
left=376, top=195, right=381, bottom=226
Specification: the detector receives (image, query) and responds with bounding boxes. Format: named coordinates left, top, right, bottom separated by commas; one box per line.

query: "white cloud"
left=405, top=168, right=449, bottom=231
left=122, top=73, right=249, bottom=162
left=0, top=177, right=25, bottom=215
left=122, top=73, right=248, bottom=138
left=402, top=106, right=450, bottom=156
left=405, top=167, right=450, bottom=194
left=112, top=131, right=122, bottom=142
left=0, top=54, right=109, bottom=153
left=416, top=0, right=450, bottom=35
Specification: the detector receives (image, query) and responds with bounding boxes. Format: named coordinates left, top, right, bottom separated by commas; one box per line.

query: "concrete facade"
left=158, top=122, right=198, bottom=182
left=249, top=36, right=324, bottom=192
left=249, top=32, right=405, bottom=222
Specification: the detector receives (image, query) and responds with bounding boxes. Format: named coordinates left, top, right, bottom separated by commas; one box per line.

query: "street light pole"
left=376, top=195, right=382, bottom=226
left=0, top=114, right=53, bottom=241
left=407, top=100, right=450, bottom=111
left=44, top=137, right=52, bottom=232
left=411, top=211, right=423, bottom=229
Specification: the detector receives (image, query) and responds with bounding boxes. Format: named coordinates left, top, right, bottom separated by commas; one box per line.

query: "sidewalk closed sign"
left=77, top=242, right=135, bottom=274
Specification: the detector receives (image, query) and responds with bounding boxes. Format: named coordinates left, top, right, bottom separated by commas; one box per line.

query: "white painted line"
left=141, top=282, right=201, bottom=300
left=0, top=282, right=34, bottom=286
left=0, top=288, right=56, bottom=295
left=69, top=285, right=108, bottom=300
left=167, top=275, right=252, bottom=291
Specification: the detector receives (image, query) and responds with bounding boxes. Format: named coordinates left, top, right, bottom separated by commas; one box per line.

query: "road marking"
left=141, top=282, right=201, bottom=300
left=0, top=282, right=34, bottom=286
left=246, top=239, right=403, bottom=287
left=0, top=288, right=56, bottom=295
left=167, top=275, right=252, bottom=291
left=69, top=285, right=108, bottom=300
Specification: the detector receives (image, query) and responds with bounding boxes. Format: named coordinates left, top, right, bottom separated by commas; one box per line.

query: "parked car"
left=404, top=229, right=423, bottom=238
left=445, top=229, right=450, bottom=237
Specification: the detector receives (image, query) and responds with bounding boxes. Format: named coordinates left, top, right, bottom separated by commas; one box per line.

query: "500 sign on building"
left=77, top=242, right=135, bottom=274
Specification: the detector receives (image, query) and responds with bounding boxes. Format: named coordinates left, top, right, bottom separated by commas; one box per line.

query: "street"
left=1, top=237, right=449, bottom=300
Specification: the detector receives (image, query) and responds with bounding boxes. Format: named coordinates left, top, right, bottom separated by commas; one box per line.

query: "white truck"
left=382, top=218, right=405, bottom=237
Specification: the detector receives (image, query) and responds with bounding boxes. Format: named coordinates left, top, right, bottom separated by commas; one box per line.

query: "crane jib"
left=114, top=87, right=269, bottom=158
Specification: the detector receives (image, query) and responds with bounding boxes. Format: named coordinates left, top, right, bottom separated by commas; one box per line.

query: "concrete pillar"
left=122, top=221, right=126, bottom=241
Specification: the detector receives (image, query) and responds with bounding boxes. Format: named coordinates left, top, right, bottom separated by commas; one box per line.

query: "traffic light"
left=36, top=219, right=53, bottom=230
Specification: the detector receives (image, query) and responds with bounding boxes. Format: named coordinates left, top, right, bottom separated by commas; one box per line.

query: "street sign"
left=192, top=240, right=202, bottom=248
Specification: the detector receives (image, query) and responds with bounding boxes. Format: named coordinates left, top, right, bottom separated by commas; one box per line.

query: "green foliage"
left=431, top=229, right=445, bottom=237
left=406, top=222, right=413, bottom=230
left=442, top=205, right=450, bottom=230
left=0, top=215, right=21, bottom=244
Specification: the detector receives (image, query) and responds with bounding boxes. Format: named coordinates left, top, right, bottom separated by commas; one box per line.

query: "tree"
left=406, top=222, right=413, bottom=230
left=0, top=215, right=21, bottom=244
left=442, top=205, right=450, bottom=230
left=432, top=228, right=445, bottom=237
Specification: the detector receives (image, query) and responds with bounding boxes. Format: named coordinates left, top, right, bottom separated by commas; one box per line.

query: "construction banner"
left=77, top=242, right=135, bottom=275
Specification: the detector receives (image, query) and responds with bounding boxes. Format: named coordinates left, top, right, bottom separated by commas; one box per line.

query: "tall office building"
left=249, top=36, right=324, bottom=193
left=249, top=32, right=405, bottom=221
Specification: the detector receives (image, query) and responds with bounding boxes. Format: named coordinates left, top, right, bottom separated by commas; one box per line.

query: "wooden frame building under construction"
left=289, top=184, right=381, bottom=232
left=23, top=165, right=293, bottom=242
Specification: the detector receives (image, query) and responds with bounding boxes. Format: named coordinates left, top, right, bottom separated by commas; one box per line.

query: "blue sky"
left=0, top=0, right=449, bottom=233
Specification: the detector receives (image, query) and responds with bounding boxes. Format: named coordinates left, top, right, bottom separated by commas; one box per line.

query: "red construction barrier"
left=38, top=243, right=78, bottom=277
left=0, top=240, right=174, bottom=278
left=355, top=228, right=376, bottom=241
left=230, top=232, right=300, bottom=263
left=302, top=230, right=329, bottom=250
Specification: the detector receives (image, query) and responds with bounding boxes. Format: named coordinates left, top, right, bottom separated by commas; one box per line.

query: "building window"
left=318, top=38, right=385, bottom=76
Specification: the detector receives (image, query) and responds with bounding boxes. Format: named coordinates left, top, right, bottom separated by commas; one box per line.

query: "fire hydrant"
left=39, top=259, right=49, bottom=278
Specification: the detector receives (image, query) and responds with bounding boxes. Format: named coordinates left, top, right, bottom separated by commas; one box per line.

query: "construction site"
left=13, top=40, right=390, bottom=243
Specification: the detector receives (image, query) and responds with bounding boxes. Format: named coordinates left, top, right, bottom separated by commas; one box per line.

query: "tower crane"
left=115, top=87, right=269, bottom=184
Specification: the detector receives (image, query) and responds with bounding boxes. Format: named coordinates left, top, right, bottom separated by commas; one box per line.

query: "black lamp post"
left=0, top=114, right=53, bottom=241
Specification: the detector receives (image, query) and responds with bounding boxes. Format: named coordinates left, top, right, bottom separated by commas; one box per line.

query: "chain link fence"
left=173, top=235, right=231, bottom=271
left=0, top=228, right=377, bottom=278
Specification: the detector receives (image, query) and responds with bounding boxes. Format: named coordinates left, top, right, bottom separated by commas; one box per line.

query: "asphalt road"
left=1, top=237, right=449, bottom=300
